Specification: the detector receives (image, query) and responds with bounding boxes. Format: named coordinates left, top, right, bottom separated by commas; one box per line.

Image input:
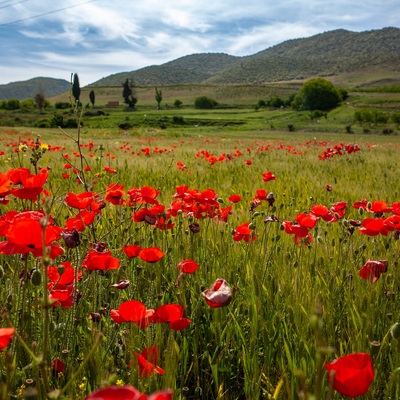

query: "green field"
left=0, top=86, right=400, bottom=399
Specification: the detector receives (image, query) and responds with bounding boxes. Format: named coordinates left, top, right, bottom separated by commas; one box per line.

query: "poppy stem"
left=56, top=332, right=103, bottom=398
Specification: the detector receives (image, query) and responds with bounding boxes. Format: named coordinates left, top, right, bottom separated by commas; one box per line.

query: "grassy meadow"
left=0, top=87, right=400, bottom=399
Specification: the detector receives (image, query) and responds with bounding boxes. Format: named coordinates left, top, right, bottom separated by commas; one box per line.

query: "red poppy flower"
left=326, top=353, right=374, bottom=398
left=359, top=260, right=388, bottom=283
left=152, top=304, right=191, bottom=330
left=84, top=385, right=173, bottom=400
left=330, top=201, right=347, bottom=219
left=47, top=261, right=82, bottom=285
left=262, top=171, right=276, bottom=182
left=11, top=170, right=49, bottom=201
left=178, top=259, right=199, bottom=274
left=359, top=218, right=388, bottom=236
left=228, top=194, right=242, bottom=203
left=202, top=278, right=232, bottom=308
left=138, top=247, right=165, bottom=263
left=310, top=204, right=334, bottom=222
left=105, top=183, right=125, bottom=205
left=48, top=283, right=75, bottom=309
left=0, top=173, right=11, bottom=197
left=128, top=186, right=160, bottom=205
left=51, top=358, right=65, bottom=373
left=296, top=213, right=318, bottom=229
left=0, top=327, right=15, bottom=350
left=0, top=210, right=63, bottom=259
left=233, top=222, right=257, bottom=242
left=6, top=167, right=30, bottom=184
left=369, top=200, right=389, bottom=215
left=245, top=160, right=252, bottom=165
left=353, top=199, right=368, bottom=210
left=282, top=221, right=309, bottom=238
left=65, top=192, right=104, bottom=211
left=384, top=215, right=400, bottom=231
left=119, top=300, right=147, bottom=322
left=133, top=346, right=165, bottom=378
left=82, top=249, right=120, bottom=271
left=123, top=245, right=142, bottom=258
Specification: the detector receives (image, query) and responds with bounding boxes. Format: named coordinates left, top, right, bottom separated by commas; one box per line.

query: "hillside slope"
left=0, top=77, right=70, bottom=100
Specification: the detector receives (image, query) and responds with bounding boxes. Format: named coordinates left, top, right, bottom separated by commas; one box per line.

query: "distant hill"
left=0, top=77, right=70, bottom=100
left=3, top=27, right=400, bottom=99
left=92, top=53, right=241, bottom=87
left=90, top=27, right=400, bottom=88
left=207, top=27, right=400, bottom=84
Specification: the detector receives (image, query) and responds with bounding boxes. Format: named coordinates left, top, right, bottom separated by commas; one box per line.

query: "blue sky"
left=1, top=0, right=399, bottom=85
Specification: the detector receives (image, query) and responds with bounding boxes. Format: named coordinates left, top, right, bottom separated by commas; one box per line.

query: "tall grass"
left=0, top=126, right=399, bottom=399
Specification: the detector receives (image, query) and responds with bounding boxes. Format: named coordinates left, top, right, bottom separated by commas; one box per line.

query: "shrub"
left=55, top=102, right=72, bottom=110
left=292, top=78, right=342, bottom=111
left=194, top=96, right=218, bottom=109
left=174, top=99, right=183, bottom=108
left=5, top=99, right=21, bottom=110
left=34, top=118, right=52, bottom=128
left=173, top=116, right=185, bottom=124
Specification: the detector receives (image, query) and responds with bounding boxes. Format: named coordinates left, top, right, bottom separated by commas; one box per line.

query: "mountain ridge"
left=1, top=27, right=400, bottom=100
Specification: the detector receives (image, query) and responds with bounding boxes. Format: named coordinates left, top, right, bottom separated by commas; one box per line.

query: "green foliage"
left=34, top=92, right=46, bottom=113
left=309, top=110, right=327, bottom=121
left=257, top=99, right=266, bottom=108
left=55, top=102, right=71, bottom=110
left=354, top=109, right=390, bottom=124
left=89, top=90, right=95, bottom=107
left=292, top=78, right=342, bottom=111
left=122, top=79, right=138, bottom=109
left=72, top=73, right=81, bottom=103
left=173, top=99, right=183, bottom=108
left=267, top=96, right=285, bottom=108
left=155, top=87, right=163, bottom=109
left=20, top=98, right=37, bottom=109
left=4, top=98, right=21, bottom=110
left=194, top=96, right=218, bottom=109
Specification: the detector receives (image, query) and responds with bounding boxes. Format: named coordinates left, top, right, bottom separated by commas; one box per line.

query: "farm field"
left=0, top=115, right=400, bottom=399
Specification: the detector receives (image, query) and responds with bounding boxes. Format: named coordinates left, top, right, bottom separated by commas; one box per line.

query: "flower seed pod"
left=390, top=322, right=400, bottom=339
left=31, top=269, right=42, bottom=286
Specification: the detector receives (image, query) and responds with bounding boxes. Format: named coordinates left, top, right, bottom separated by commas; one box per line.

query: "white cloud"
left=0, top=0, right=399, bottom=84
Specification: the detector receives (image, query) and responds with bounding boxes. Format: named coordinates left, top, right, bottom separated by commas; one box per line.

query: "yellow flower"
left=40, top=143, right=49, bottom=150
left=116, top=379, right=124, bottom=386
left=18, top=144, right=28, bottom=152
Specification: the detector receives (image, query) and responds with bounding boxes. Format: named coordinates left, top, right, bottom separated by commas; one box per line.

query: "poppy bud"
left=89, top=313, right=101, bottom=323
left=391, top=322, right=400, bottom=339
left=189, top=223, right=200, bottom=233
left=369, top=341, right=381, bottom=357
left=267, top=192, right=275, bottom=207
left=248, top=222, right=256, bottom=230
left=31, top=269, right=42, bottom=286
left=61, top=228, right=80, bottom=249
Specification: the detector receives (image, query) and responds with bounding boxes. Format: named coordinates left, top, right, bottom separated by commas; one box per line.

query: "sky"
left=1, top=0, right=399, bottom=86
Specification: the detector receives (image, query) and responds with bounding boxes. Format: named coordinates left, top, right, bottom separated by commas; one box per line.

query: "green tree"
left=122, top=79, right=137, bottom=109
left=72, top=73, right=81, bottom=103
left=155, top=87, right=162, bottom=110
left=194, top=96, right=217, bottom=109
left=34, top=92, right=46, bottom=113
left=173, top=99, right=182, bottom=108
left=292, top=78, right=342, bottom=111
left=89, top=90, right=95, bottom=107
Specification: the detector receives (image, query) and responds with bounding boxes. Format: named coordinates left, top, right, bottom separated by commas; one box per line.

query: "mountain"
left=3, top=27, right=400, bottom=98
left=0, top=77, right=70, bottom=101
left=91, top=53, right=241, bottom=87
left=207, top=27, right=400, bottom=84
left=90, top=27, right=400, bottom=88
